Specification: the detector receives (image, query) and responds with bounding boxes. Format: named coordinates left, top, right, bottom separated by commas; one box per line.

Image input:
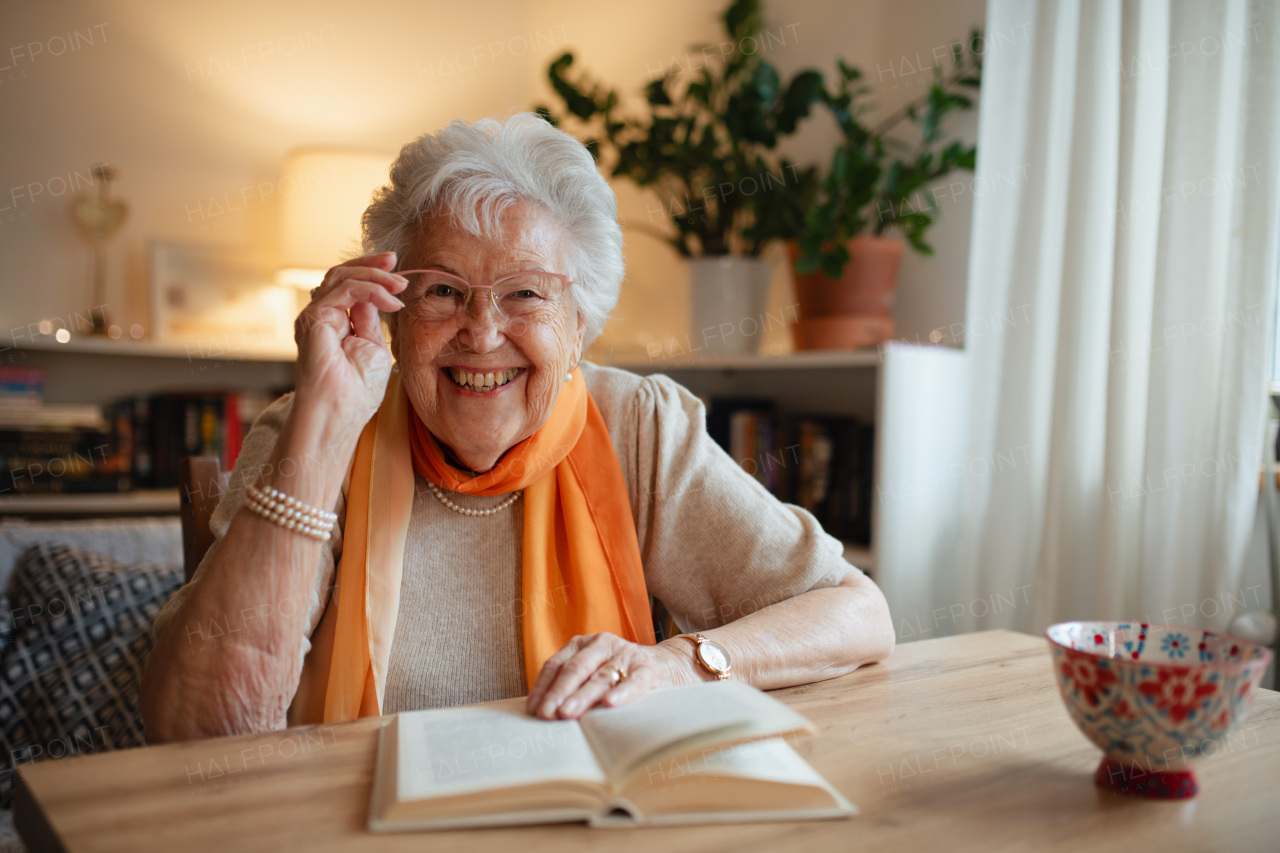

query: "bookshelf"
left=3, top=334, right=295, bottom=407
left=1, top=335, right=295, bottom=516
left=3, top=337, right=968, bottom=591
left=610, top=350, right=883, bottom=371
left=0, top=489, right=179, bottom=516
left=10, top=335, right=295, bottom=361
left=609, top=345, right=968, bottom=576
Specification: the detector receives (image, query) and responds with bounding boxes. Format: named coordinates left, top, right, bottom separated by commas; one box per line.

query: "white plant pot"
left=687, top=256, right=772, bottom=355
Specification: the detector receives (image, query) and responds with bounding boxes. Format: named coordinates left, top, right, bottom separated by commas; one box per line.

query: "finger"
left=556, top=654, right=631, bottom=719
left=342, top=327, right=392, bottom=377
left=533, top=634, right=618, bottom=719
left=526, top=636, right=586, bottom=713
left=528, top=636, right=599, bottom=713
left=349, top=300, right=386, bottom=343
left=311, top=263, right=407, bottom=303
left=600, top=660, right=660, bottom=709
left=312, top=279, right=405, bottom=314
left=294, top=285, right=401, bottom=350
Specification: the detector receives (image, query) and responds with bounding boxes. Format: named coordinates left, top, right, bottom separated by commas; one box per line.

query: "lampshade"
left=276, top=148, right=394, bottom=289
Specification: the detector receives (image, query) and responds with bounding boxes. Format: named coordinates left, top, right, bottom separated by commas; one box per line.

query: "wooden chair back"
left=179, top=456, right=230, bottom=583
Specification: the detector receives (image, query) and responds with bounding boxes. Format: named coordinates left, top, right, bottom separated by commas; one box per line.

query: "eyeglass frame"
left=395, top=268, right=575, bottom=322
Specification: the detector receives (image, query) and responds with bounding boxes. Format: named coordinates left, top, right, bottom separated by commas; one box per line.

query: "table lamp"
left=275, top=149, right=394, bottom=290
left=72, top=163, right=128, bottom=335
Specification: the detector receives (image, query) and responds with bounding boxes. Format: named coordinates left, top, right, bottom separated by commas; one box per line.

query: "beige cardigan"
left=154, top=362, right=861, bottom=713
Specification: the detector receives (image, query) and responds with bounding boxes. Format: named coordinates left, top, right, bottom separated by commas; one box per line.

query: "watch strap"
left=671, top=633, right=731, bottom=679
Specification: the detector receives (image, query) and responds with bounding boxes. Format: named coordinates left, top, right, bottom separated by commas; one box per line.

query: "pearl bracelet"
left=245, top=482, right=336, bottom=541
left=253, top=483, right=337, bottom=522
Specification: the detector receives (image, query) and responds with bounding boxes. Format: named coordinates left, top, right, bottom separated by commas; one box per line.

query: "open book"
left=368, top=681, right=856, bottom=830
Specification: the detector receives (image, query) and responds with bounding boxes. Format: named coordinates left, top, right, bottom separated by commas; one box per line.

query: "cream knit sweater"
left=154, top=362, right=860, bottom=714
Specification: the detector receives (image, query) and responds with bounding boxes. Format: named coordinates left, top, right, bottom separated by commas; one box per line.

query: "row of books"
left=707, top=398, right=874, bottom=546
left=0, top=367, right=108, bottom=431
left=1, top=422, right=126, bottom=494
left=112, top=390, right=277, bottom=489
left=1, top=383, right=278, bottom=495
left=0, top=366, right=44, bottom=403
left=0, top=367, right=114, bottom=494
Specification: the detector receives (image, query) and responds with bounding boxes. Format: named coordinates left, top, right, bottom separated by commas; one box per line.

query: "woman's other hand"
left=526, top=633, right=703, bottom=720
left=293, top=251, right=407, bottom=437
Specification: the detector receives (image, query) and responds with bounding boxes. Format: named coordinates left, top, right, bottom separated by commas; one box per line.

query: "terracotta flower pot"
left=792, top=316, right=896, bottom=351
left=788, top=236, right=903, bottom=350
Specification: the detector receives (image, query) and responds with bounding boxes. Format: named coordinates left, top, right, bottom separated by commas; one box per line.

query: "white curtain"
left=934, top=0, right=1280, bottom=636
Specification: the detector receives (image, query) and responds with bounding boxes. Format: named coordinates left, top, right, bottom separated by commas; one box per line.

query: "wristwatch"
left=672, top=633, right=732, bottom=680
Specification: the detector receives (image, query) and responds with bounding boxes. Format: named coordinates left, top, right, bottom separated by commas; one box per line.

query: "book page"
left=638, top=736, right=831, bottom=790
left=396, top=698, right=607, bottom=801
left=579, top=682, right=815, bottom=784
left=621, top=736, right=856, bottom=819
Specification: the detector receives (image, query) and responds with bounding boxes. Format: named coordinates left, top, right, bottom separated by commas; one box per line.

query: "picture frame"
left=147, top=240, right=301, bottom=358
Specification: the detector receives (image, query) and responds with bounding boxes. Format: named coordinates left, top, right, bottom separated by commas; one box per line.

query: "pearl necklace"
left=426, top=481, right=521, bottom=516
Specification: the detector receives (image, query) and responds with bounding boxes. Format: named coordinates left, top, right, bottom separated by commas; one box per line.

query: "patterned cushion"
left=0, top=516, right=182, bottom=593
left=0, top=544, right=183, bottom=808
left=0, top=593, right=10, bottom=657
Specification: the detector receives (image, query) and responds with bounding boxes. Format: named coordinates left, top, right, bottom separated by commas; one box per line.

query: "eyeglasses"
left=397, top=269, right=574, bottom=322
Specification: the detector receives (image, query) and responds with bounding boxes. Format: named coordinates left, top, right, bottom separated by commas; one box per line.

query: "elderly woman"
left=140, top=114, right=893, bottom=741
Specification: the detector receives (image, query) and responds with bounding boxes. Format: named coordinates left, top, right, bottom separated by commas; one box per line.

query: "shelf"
left=608, top=349, right=884, bottom=372
left=0, top=489, right=180, bottom=516
left=9, top=335, right=295, bottom=362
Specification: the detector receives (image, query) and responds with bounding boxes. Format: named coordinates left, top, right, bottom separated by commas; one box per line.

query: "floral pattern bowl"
left=1046, top=621, right=1271, bottom=799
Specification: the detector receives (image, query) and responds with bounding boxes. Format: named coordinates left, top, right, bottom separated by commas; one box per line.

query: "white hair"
left=362, top=113, right=623, bottom=346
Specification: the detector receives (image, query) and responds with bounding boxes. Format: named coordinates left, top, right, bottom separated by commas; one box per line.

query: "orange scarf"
left=287, top=367, right=654, bottom=725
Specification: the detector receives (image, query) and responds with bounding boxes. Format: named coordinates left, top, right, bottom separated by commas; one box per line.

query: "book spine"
left=757, top=416, right=776, bottom=494
left=0, top=366, right=45, bottom=400
left=199, top=398, right=220, bottom=458
left=184, top=399, right=201, bottom=460
left=817, top=419, right=875, bottom=546
left=744, top=413, right=760, bottom=484
left=104, top=399, right=134, bottom=485
left=824, top=420, right=852, bottom=540
left=152, top=396, right=180, bottom=488
left=223, top=393, right=242, bottom=468
left=729, top=410, right=752, bottom=477
left=806, top=420, right=834, bottom=525
left=133, top=396, right=153, bottom=487
left=851, top=422, right=874, bottom=545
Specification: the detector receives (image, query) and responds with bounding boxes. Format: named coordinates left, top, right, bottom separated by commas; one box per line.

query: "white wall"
left=1, top=0, right=538, bottom=338
left=0, top=0, right=985, bottom=357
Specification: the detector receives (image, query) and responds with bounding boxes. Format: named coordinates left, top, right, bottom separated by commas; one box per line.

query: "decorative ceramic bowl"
left=1046, top=621, right=1272, bottom=799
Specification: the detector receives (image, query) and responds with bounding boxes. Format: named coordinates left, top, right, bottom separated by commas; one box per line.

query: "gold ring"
left=599, top=664, right=625, bottom=686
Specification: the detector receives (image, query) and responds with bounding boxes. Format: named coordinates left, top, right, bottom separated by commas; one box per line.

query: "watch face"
left=698, top=640, right=730, bottom=672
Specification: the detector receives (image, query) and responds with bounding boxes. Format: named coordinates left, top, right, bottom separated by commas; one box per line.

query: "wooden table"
left=16, top=630, right=1280, bottom=852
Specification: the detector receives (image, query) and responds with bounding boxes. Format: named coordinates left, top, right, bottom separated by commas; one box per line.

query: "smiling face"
left=389, top=201, right=584, bottom=473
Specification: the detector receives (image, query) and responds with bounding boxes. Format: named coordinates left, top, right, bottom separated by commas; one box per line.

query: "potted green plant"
left=782, top=37, right=983, bottom=350
left=535, top=0, right=825, bottom=354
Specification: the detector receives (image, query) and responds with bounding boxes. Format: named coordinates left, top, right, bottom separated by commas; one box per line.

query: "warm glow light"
left=54, top=329, right=71, bottom=343
left=276, top=149, right=394, bottom=289
left=276, top=268, right=325, bottom=290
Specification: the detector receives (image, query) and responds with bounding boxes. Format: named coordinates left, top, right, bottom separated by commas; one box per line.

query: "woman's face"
left=390, top=202, right=584, bottom=473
